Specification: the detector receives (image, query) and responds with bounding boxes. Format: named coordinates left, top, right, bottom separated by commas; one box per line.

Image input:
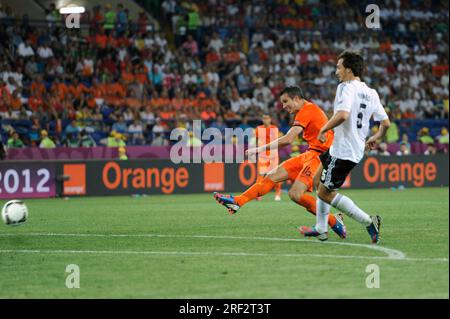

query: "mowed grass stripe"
left=0, top=248, right=447, bottom=262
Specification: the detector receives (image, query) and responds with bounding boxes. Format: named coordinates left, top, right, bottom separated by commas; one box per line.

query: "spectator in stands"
left=253, top=78, right=273, bottom=106
left=44, top=8, right=56, bottom=30
left=385, top=119, right=399, bottom=143
left=115, top=3, right=128, bottom=37
left=5, top=76, right=19, bottom=95
left=436, top=127, right=449, bottom=144
left=90, top=5, right=103, bottom=31
left=137, top=10, right=149, bottom=35
left=208, top=32, right=224, bottom=53
left=174, top=14, right=188, bottom=46
left=17, top=38, right=34, bottom=58
left=200, top=105, right=217, bottom=123
left=182, top=34, right=199, bottom=56
left=378, top=142, right=391, bottom=156
left=152, top=117, right=165, bottom=134
left=39, top=130, right=56, bottom=148
left=236, top=67, right=252, bottom=94
left=161, top=0, right=176, bottom=25
left=37, top=42, right=54, bottom=60
left=24, top=58, right=38, bottom=81
left=400, top=133, right=411, bottom=153
left=112, top=115, right=128, bottom=135
left=238, top=116, right=252, bottom=131
left=48, top=3, right=59, bottom=21
left=186, top=130, right=202, bottom=147
left=128, top=118, right=145, bottom=145
left=26, top=117, right=41, bottom=145
left=396, top=142, right=410, bottom=156
left=78, top=130, right=96, bottom=147
left=7, top=131, right=25, bottom=148
left=417, top=127, right=434, bottom=144
left=118, top=146, right=128, bottom=160
left=62, top=133, right=79, bottom=148
left=123, top=108, right=135, bottom=122
left=103, top=4, right=115, bottom=35
left=1, top=0, right=448, bottom=153
left=103, top=131, right=126, bottom=147
left=252, top=93, right=269, bottom=113
left=368, top=142, right=390, bottom=156
left=210, top=115, right=226, bottom=135
left=187, top=5, right=201, bottom=38
left=140, top=105, right=155, bottom=126
left=65, top=120, right=80, bottom=137
left=151, top=132, right=169, bottom=146
left=424, top=143, right=438, bottom=155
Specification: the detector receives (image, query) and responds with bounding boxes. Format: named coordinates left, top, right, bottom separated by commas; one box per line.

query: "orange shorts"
left=257, top=156, right=279, bottom=175
left=281, top=150, right=322, bottom=192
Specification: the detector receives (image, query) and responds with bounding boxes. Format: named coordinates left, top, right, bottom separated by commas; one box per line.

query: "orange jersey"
left=256, top=124, right=279, bottom=157
left=292, top=101, right=333, bottom=152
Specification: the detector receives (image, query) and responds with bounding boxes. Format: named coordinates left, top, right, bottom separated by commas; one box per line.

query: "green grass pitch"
left=0, top=187, right=448, bottom=298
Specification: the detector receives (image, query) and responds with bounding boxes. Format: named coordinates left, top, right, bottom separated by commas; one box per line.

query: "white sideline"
left=0, top=232, right=447, bottom=262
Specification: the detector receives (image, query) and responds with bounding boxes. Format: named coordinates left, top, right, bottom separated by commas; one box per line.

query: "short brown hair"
left=279, top=86, right=306, bottom=99
left=338, top=50, right=364, bottom=77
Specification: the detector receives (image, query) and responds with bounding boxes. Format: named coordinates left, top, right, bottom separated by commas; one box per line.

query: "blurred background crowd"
left=0, top=0, right=448, bottom=156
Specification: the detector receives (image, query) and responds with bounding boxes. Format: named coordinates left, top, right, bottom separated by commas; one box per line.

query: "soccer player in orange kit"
left=254, top=114, right=282, bottom=201
left=214, top=86, right=346, bottom=239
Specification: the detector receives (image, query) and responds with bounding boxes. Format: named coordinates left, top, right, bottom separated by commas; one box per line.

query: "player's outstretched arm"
left=317, top=111, right=350, bottom=143
left=246, top=126, right=303, bottom=156
left=366, top=118, right=391, bottom=150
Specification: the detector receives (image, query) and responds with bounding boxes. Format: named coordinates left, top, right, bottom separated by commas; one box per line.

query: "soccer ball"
left=2, top=200, right=28, bottom=226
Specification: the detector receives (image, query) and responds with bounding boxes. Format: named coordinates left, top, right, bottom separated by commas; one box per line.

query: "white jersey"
left=330, top=80, right=388, bottom=163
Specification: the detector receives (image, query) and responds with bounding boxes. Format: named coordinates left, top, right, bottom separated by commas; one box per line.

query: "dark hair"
left=279, top=86, right=306, bottom=100
left=338, top=50, right=364, bottom=77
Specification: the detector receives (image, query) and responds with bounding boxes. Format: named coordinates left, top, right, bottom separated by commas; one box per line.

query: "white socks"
left=315, top=197, right=330, bottom=234
left=330, top=194, right=372, bottom=226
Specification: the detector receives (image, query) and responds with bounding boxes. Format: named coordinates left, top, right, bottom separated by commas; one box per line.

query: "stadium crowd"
left=0, top=0, right=448, bottom=153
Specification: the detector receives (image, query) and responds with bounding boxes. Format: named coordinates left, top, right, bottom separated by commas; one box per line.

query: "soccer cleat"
left=331, top=213, right=347, bottom=239
left=274, top=195, right=281, bottom=201
left=298, top=226, right=328, bottom=241
left=366, top=215, right=382, bottom=244
left=213, top=192, right=240, bottom=214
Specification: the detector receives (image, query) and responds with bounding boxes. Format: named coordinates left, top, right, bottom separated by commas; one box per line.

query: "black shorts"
left=319, top=150, right=357, bottom=190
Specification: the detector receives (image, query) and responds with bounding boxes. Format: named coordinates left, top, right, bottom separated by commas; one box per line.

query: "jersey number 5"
left=321, top=168, right=327, bottom=182
left=356, top=103, right=367, bottom=129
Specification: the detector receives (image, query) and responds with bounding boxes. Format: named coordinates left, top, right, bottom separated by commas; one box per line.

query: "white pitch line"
left=0, top=232, right=406, bottom=259
left=0, top=232, right=446, bottom=262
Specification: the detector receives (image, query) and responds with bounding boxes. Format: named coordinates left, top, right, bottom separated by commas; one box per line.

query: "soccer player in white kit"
left=299, top=50, right=391, bottom=244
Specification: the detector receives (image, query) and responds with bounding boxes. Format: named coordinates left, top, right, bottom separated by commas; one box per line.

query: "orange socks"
left=297, top=193, right=337, bottom=227
left=235, top=176, right=275, bottom=206
left=235, top=179, right=336, bottom=229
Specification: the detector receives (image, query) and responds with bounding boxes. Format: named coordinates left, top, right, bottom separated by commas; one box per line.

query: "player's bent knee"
left=267, top=167, right=288, bottom=183
left=288, top=190, right=299, bottom=202
left=317, top=185, right=333, bottom=203
left=288, top=188, right=304, bottom=202
left=317, top=193, right=330, bottom=203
